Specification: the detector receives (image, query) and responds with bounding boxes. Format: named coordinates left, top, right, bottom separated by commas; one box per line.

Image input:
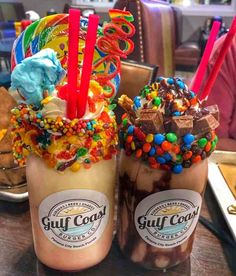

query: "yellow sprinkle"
left=146, top=134, right=154, bottom=143
left=152, top=106, right=158, bottom=110
left=68, top=135, right=78, bottom=144
left=131, top=141, right=136, bottom=150
left=70, top=162, right=81, bottom=172
left=41, top=96, right=53, bottom=105
left=47, top=144, right=58, bottom=154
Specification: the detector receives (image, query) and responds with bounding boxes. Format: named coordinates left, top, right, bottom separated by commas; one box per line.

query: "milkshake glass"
left=27, top=155, right=116, bottom=271
left=10, top=49, right=118, bottom=271
left=117, top=77, right=219, bottom=270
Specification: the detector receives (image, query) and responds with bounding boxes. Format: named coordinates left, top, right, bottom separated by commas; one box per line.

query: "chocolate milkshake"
left=118, top=77, right=219, bottom=270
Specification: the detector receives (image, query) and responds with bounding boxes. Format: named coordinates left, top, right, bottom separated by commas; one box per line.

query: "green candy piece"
left=93, top=134, right=101, bottom=141
left=153, top=97, right=161, bottom=107
left=108, top=104, right=117, bottom=111
left=211, top=141, right=216, bottom=151
left=166, top=132, right=177, bottom=143
left=198, top=138, right=208, bottom=148
left=77, top=148, right=88, bottom=157
left=214, top=135, right=218, bottom=144
left=176, top=154, right=183, bottom=163
left=123, top=118, right=128, bottom=127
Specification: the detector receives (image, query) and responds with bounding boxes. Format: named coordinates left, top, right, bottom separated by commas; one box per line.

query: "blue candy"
left=127, top=125, right=135, bottom=135
left=172, top=111, right=181, bottom=116
left=181, top=144, right=191, bottom=151
left=172, top=164, right=183, bottom=174
left=167, top=78, right=174, bottom=85
left=134, top=96, right=141, bottom=108
left=154, top=134, right=165, bottom=145
left=157, top=156, right=166, bottom=164
left=183, top=133, right=195, bottom=144
left=163, top=152, right=172, bottom=161
left=190, top=91, right=195, bottom=98
left=157, top=76, right=164, bottom=82
left=177, top=80, right=185, bottom=89
left=148, top=147, right=156, bottom=156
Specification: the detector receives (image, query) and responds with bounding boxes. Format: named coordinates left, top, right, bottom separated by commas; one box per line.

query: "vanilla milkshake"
left=11, top=49, right=118, bottom=271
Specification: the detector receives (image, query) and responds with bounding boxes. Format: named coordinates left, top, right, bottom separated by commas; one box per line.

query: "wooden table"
left=0, top=185, right=235, bottom=276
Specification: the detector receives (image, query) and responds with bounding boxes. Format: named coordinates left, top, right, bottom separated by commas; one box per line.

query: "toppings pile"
left=118, top=77, right=219, bottom=174
left=11, top=100, right=117, bottom=172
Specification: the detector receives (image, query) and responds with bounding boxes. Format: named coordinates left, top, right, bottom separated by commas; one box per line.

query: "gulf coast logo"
left=39, top=190, right=109, bottom=250
left=134, top=190, right=202, bottom=248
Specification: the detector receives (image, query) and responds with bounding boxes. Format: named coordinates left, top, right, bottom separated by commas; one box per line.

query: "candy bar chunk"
left=118, top=95, right=136, bottom=121
left=193, top=114, right=219, bottom=135
left=205, top=105, right=219, bottom=121
left=139, top=109, right=164, bottom=133
left=171, top=115, right=193, bottom=136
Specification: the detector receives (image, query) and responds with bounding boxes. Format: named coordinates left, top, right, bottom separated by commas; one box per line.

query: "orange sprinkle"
left=136, top=149, right=142, bottom=158
left=192, top=155, right=201, bottom=163
left=126, top=135, right=133, bottom=143
left=166, top=93, right=173, bottom=100
left=190, top=97, right=198, bottom=106
left=183, top=151, right=193, bottom=160
left=121, top=113, right=128, bottom=120
left=143, top=143, right=151, bottom=153
left=211, top=131, right=216, bottom=141
left=161, top=141, right=172, bottom=151
left=205, top=141, right=211, bottom=152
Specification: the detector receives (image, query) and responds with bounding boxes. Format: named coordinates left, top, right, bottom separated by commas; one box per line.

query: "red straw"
left=191, top=21, right=220, bottom=93
left=67, top=9, right=80, bottom=120
left=77, top=14, right=99, bottom=119
left=200, top=16, right=236, bottom=101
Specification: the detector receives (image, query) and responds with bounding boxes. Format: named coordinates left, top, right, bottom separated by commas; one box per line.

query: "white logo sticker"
left=39, top=189, right=109, bottom=250
left=134, top=189, right=202, bottom=248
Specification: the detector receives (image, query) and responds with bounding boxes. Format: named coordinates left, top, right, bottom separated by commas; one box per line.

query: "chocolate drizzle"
left=118, top=170, right=195, bottom=270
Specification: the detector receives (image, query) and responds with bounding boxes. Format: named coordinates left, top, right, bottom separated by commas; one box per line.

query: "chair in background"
left=114, top=0, right=201, bottom=75
left=115, top=59, right=158, bottom=123
left=117, top=59, right=158, bottom=98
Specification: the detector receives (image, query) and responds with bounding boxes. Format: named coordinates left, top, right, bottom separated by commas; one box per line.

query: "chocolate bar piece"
left=193, top=114, right=219, bottom=135
left=171, top=115, right=193, bottom=136
left=205, top=105, right=219, bottom=121
left=118, top=95, right=136, bottom=122
left=139, top=109, right=164, bottom=133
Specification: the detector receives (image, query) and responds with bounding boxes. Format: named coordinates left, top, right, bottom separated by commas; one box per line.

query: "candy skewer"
left=67, top=9, right=80, bottom=119
left=200, top=16, right=236, bottom=101
left=190, top=21, right=220, bottom=94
